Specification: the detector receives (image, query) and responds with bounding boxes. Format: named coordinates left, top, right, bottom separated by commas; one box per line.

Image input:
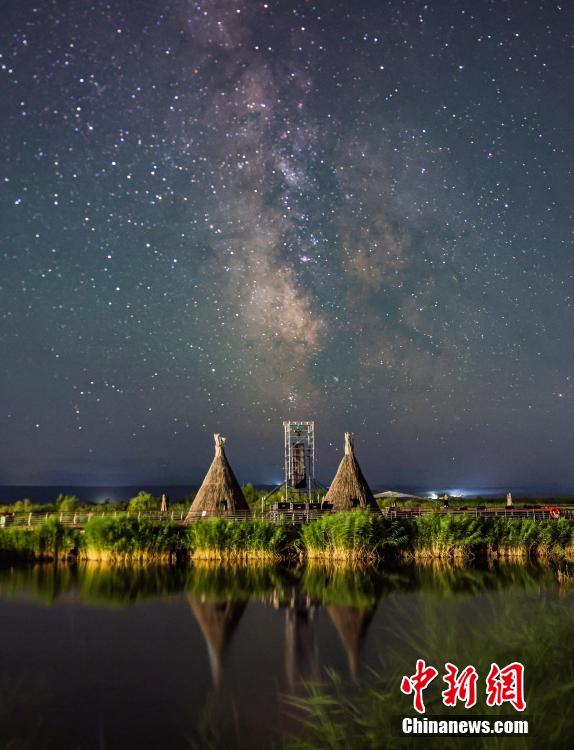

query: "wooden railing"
left=0, top=509, right=187, bottom=528
left=267, top=508, right=326, bottom=524
left=1, top=505, right=573, bottom=530
left=184, top=510, right=253, bottom=522
left=383, top=507, right=574, bottom=521
left=0, top=508, right=312, bottom=528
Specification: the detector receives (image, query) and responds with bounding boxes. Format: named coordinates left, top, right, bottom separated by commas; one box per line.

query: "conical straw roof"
left=188, top=596, right=247, bottom=688
left=323, top=433, right=378, bottom=511
left=187, top=434, right=249, bottom=518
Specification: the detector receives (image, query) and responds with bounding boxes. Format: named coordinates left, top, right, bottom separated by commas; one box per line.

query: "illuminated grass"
left=1, top=513, right=573, bottom=564
left=186, top=518, right=297, bottom=559
left=299, top=513, right=409, bottom=561
left=0, top=518, right=82, bottom=561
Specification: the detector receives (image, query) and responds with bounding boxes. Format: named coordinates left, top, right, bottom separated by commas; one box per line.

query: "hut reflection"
left=284, top=593, right=320, bottom=688
left=187, top=595, right=247, bottom=688
left=327, top=604, right=376, bottom=680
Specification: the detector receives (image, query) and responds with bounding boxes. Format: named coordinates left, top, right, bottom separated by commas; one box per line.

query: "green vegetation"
left=1, top=498, right=37, bottom=514
left=83, top=517, right=187, bottom=561
left=0, top=518, right=82, bottom=561
left=410, top=513, right=487, bottom=558
left=410, top=514, right=574, bottom=560
left=1, top=511, right=574, bottom=563
left=0, top=517, right=295, bottom=562
left=56, top=494, right=80, bottom=513
left=0, top=556, right=559, bottom=610
left=128, top=490, right=160, bottom=512
left=0, top=489, right=190, bottom=515
left=0, top=555, right=571, bottom=748
left=241, top=482, right=268, bottom=512
left=178, top=513, right=574, bottom=563
left=284, top=565, right=574, bottom=750
left=299, top=513, right=410, bottom=561
left=186, top=517, right=297, bottom=559
left=376, top=495, right=574, bottom=510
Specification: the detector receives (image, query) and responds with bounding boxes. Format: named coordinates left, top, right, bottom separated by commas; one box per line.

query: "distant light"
left=94, top=495, right=113, bottom=505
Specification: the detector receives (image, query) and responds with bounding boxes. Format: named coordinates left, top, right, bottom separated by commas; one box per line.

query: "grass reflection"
left=0, top=560, right=573, bottom=749
left=284, top=566, right=574, bottom=749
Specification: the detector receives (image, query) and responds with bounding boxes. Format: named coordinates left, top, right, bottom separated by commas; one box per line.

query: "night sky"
left=1, top=0, right=573, bottom=490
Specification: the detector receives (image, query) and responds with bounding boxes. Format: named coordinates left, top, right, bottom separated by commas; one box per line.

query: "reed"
left=298, top=513, right=574, bottom=562
left=0, top=518, right=82, bottom=561
left=186, top=518, right=297, bottom=559
left=408, top=515, right=574, bottom=561
left=409, top=513, right=486, bottom=560
left=82, top=517, right=188, bottom=562
left=299, top=512, right=410, bottom=561
left=284, top=566, right=574, bottom=750
left=1, top=513, right=573, bottom=565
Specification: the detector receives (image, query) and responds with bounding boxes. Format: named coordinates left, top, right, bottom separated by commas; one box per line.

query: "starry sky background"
left=1, top=0, right=573, bottom=490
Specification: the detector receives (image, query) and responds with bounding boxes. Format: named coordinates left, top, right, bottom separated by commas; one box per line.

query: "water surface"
left=0, top=561, right=572, bottom=749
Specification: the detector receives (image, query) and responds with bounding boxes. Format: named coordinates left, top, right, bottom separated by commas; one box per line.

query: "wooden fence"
left=383, top=507, right=574, bottom=521
left=0, top=509, right=188, bottom=528
left=0, top=508, right=317, bottom=528
left=1, top=505, right=573, bottom=530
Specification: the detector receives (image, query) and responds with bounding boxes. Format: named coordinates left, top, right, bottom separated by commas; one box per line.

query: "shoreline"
left=1, top=512, right=574, bottom=566
left=1, top=544, right=573, bottom=567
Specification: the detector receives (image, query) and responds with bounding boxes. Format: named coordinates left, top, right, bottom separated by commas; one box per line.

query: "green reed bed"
left=82, top=516, right=188, bottom=562
left=0, top=517, right=82, bottom=561
left=186, top=518, right=297, bottom=559
left=299, top=513, right=410, bottom=562
left=409, top=514, right=574, bottom=560
left=299, top=513, right=574, bottom=562
left=1, top=512, right=574, bottom=565
left=494, top=516, right=574, bottom=559
left=283, top=577, right=574, bottom=750
left=409, top=513, right=487, bottom=559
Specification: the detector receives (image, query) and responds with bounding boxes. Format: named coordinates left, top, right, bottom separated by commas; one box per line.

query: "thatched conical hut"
left=188, top=595, right=247, bottom=687
left=186, top=434, right=249, bottom=519
left=323, top=433, right=378, bottom=511
left=327, top=604, right=376, bottom=680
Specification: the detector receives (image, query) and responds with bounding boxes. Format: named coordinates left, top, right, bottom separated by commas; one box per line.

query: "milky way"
left=1, top=0, right=573, bottom=488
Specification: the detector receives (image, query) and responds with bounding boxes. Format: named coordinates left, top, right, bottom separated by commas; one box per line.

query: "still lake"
left=0, top=561, right=572, bottom=749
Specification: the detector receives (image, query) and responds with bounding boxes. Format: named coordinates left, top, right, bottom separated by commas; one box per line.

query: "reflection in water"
left=0, top=561, right=188, bottom=605
left=284, top=594, right=320, bottom=688
left=327, top=604, right=376, bottom=681
left=0, top=560, right=572, bottom=749
left=188, top=596, right=247, bottom=688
